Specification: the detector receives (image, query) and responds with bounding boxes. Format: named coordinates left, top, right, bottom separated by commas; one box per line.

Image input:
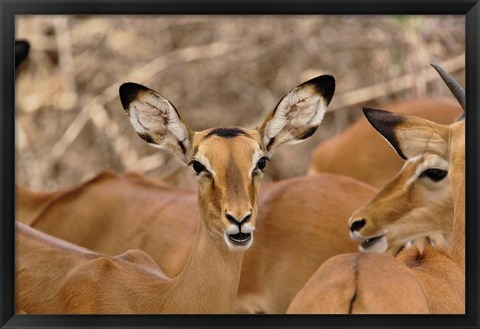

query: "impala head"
left=119, top=75, right=335, bottom=251
left=349, top=64, right=465, bottom=253
left=349, top=153, right=453, bottom=252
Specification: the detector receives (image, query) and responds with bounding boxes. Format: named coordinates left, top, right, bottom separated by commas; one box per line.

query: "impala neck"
left=447, top=126, right=465, bottom=272
left=448, top=159, right=465, bottom=272
left=151, top=219, right=244, bottom=313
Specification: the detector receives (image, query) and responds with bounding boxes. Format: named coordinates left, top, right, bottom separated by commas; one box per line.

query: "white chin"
left=359, top=236, right=388, bottom=253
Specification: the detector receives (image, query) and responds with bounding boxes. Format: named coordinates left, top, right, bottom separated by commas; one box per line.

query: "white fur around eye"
left=192, top=154, right=216, bottom=178
left=405, top=155, right=449, bottom=186
left=250, top=150, right=266, bottom=175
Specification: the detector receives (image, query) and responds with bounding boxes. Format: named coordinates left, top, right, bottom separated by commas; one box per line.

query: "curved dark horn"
left=431, top=63, right=465, bottom=111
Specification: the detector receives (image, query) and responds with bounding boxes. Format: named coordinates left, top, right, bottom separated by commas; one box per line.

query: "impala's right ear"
left=363, top=107, right=450, bottom=160
left=119, top=83, right=193, bottom=163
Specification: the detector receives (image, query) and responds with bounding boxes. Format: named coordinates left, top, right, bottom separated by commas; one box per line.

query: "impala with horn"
left=288, top=64, right=465, bottom=314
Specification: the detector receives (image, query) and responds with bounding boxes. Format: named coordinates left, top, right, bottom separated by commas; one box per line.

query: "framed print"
left=1, top=0, right=479, bottom=328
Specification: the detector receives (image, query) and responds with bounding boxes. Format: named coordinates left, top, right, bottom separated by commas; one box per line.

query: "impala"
left=348, top=151, right=453, bottom=254
left=288, top=64, right=465, bottom=314
left=16, top=77, right=381, bottom=313
left=16, top=75, right=340, bottom=313
left=287, top=252, right=431, bottom=313
left=17, top=167, right=376, bottom=314
left=17, top=222, right=168, bottom=313
left=307, top=98, right=462, bottom=188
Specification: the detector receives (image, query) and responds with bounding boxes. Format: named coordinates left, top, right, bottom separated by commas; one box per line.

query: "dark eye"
left=256, top=156, right=269, bottom=171
left=191, top=160, right=206, bottom=175
left=420, top=168, right=448, bottom=181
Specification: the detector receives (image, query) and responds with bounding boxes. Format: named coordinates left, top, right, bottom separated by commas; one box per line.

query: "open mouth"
left=228, top=232, right=252, bottom=245
left=360, top=235, right=385, bottom=250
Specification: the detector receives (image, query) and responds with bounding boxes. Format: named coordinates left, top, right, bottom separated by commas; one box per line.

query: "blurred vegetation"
left=15, top=15, right=465, bottom=191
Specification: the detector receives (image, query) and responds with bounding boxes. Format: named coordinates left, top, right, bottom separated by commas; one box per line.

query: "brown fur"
left=288, top=248, right=464, bottom=314
left=17, top=125, right=264, bottom=314
left=16, top=125, right=256, bottom=314
left=288, top=108, right=465, bottom=314
left=307, top=98, right=462, bottom=188
left=395, top=246, right=464, bottom=313
left=17, top=173, right=376, bottom=313
left=446, top=122, right=465, bottom=271
left=349, top=153, right=453, bottom=252
left=16, top=184, right=68, bottom=226
left=16, top=222, right=241, bottom=313
left=287, top=253, right=430, bottom=314
left=17, top=76, right=341, bottom=314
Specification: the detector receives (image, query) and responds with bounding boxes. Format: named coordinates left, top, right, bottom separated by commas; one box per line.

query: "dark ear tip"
left=15, top=40, right=30, bottom=67
left=362, top=107, right=407, bottom=160
left=306, top=74, right=335, bottom=105
left=15, top=40, right=30, bottom=53
left=362, top=107, right=399, bottom=128
left=119, top=82, right=149, bottom=110
left=362, top=107, right=374, bottom=117
left=362, top=107, right=391, bottom=119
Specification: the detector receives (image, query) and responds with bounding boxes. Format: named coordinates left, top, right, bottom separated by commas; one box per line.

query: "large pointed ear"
left=257, top=75, right=335, bottom=153
left=363, top=107, right=450, bottom=160
left=119, top=82, right=193, bottom=163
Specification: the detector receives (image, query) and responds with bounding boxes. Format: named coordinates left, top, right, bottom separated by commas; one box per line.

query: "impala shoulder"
left=115, top=249, right=165, bottom=275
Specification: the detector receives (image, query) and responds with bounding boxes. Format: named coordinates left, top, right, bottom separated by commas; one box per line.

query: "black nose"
left=226, top=213, right=251, bottom=226
left=350, top=219, right=366, bottom=232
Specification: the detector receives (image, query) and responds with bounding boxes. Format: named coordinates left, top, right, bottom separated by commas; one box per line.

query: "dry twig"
left=330, top=52, right=465, bottom=111
left=49, top=41, right=236, bottom=167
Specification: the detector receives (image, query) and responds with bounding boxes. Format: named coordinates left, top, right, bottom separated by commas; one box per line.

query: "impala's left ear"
left=257, top=75, right=335, bottom=153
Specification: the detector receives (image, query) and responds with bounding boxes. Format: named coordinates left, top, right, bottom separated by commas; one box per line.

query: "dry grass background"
left=15, top=15, right=465, bottom=191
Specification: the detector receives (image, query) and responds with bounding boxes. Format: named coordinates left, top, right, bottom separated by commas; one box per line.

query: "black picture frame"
left=1, top=1, right=479, bottom=328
